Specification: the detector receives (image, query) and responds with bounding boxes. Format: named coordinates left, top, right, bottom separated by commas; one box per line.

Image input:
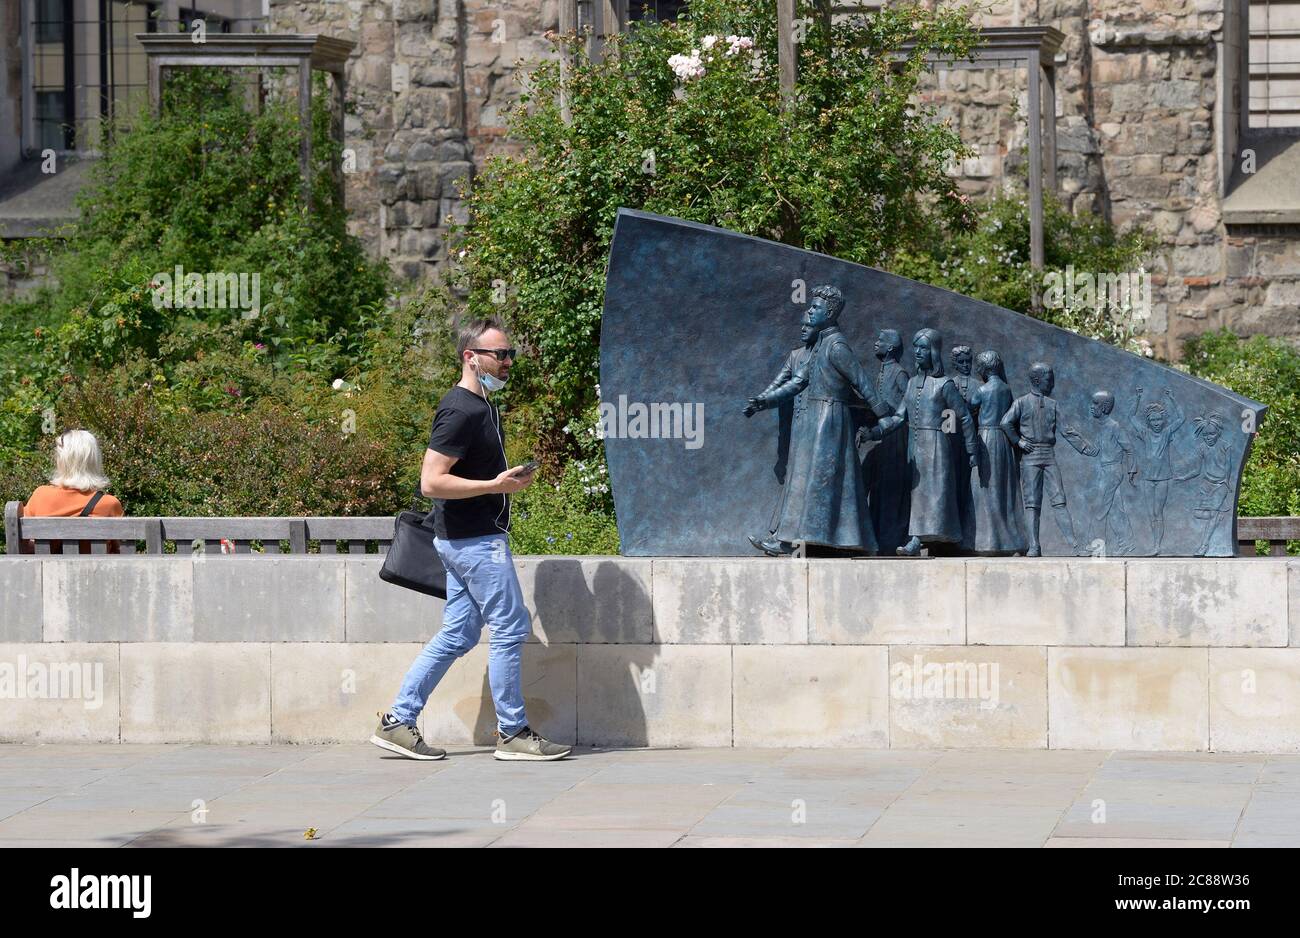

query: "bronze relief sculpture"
left=600, top=209, right=1266, bottom=558
left=967, top=350, right=1027, bottom=556
left=868, top=328, right=978, bottom=557
left=743, top=286, right=892, bottom=554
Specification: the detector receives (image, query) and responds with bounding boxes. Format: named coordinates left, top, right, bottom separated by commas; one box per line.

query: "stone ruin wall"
left=267, top=0, right=1299, bottom=357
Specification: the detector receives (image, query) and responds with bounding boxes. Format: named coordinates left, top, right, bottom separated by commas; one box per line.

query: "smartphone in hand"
left=514, top=459, right=541, bottom=476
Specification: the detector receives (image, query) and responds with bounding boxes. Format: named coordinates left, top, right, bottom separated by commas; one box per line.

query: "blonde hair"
left=50, top=429, right=111, bottom=492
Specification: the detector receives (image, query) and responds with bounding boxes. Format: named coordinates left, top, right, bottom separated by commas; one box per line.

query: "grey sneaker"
left=369, top=711, right=446, bottom=761
left=494, top=726, right=572, bottom=762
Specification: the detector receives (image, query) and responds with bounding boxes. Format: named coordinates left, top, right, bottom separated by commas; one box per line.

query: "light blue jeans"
left=390, top=532, right=530, bottom=735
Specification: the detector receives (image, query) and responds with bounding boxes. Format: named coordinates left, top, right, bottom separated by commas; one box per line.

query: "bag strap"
left=409, top=484, right=437, bottom=525
left=79, top=491, right=105, bottom=517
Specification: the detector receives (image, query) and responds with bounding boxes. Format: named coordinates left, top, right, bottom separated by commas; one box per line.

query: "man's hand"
left=743, top=397, right=764, bottom=417
left=1017, top=439, right=1033, bottom=453
left=493, top=467, right=535, bottom=494
left=968, top=452, right=978, bottom=468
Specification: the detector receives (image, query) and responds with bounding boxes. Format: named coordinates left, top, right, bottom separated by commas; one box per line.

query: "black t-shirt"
left=426, top=385, right=509, bottom=539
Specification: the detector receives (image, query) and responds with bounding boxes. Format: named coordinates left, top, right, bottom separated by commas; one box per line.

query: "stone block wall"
left=2, top=554, right=1297, bottom=750
left=6, top=4, right=1289, bottom=343
left=921, top=0, right=1300, bottom=353
left=266, top=0, right=559, bottom=281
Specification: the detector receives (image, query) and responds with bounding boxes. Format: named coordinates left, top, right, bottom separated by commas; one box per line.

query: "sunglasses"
left=471, top=347, right=518, bottom=362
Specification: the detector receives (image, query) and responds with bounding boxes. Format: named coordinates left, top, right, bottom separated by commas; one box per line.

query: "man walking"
left=371, top=317, right=572, bottom=762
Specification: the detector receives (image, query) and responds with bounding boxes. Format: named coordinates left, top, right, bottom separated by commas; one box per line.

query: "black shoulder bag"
left=378, top=490, right=448, bottom=599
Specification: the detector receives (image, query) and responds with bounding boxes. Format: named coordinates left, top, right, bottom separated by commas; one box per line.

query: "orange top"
left=22, top=485, right=126, bottom=554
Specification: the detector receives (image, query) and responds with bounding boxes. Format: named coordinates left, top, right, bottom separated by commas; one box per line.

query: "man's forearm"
left=422, top=474, right=502, bottom=499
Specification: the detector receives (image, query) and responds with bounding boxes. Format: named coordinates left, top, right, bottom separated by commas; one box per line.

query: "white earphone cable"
left=473, top=357, right=512, bottom=541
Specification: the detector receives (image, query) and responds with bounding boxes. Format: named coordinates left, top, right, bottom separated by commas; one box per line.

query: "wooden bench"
left=1237, top=516, right=1300, bottom=557
left=5, top=500, right=1297, bottom=557
left=3, top=501, right=399, bottom=555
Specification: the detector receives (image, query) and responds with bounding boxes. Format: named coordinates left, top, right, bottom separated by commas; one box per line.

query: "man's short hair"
left=456, top=316, right=508, bottom=361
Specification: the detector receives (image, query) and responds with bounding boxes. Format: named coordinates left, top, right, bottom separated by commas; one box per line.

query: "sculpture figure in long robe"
left=858, top=329, right=911, bottom=554
left=743, top=285, right=893, bottom=554
left=869, top=328, right=977, bottom=557
left=967, top=349, right=1027, bottom=555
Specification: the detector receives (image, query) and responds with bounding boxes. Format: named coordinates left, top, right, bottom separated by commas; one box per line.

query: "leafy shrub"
left=453, top=0, right=983, bottom=466
left=0, top=66, right=394, bottom=548
left=0, top=375, right=403, bottom=518
left=891, top=190, right=1161, bottom=352
left=1183, top=330, right=1300, bottom=524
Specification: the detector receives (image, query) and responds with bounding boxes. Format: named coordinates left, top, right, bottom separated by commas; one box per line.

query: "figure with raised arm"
left=747, top=315, right=818, bottom=556
left=1128, top=385, right=1186, bottom=554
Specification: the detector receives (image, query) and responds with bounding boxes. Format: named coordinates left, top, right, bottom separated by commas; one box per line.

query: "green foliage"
left=0, top=375, right=403, bottom=518
left=508, top=399, right=619, bottom=554
left=508, top=466, right=621, bottom=555
left=454, top=0, right=983, bottom=464
left=0, top=66, right=389, bottom=417
left=1183, top=330, right=1300, bottom=522
left=0, top=66, right=396, bottom=543
left=891, top=190, right=1161, bottom=352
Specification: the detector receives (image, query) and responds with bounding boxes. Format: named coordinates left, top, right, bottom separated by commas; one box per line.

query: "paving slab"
left=1045, top=838, right=1230, bottom=848
left=673, top=835, right=859, bottom=848
left=490, top=826, right=685, bottom=848
left=0, top=743, right=1294, bottom=846
left=858, top=805, right=1064, bottom=847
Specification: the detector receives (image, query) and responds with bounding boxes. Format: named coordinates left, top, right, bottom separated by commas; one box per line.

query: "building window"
left=35, top=90, right=70, bottom=151
left=180, top=6, right=234, bottom=32
left=1249, top=0, right=1300, bottom=127
left=34, top=0, right=66, bottom=43
left=627, top=1, right=687, bottom=23
left=31, top=0, right=74, bottom=150
left=22, top=0, right=257, bottom=155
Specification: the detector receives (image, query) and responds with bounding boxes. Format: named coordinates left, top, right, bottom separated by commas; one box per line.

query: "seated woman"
left=22, top=429, right=125, bottom=554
